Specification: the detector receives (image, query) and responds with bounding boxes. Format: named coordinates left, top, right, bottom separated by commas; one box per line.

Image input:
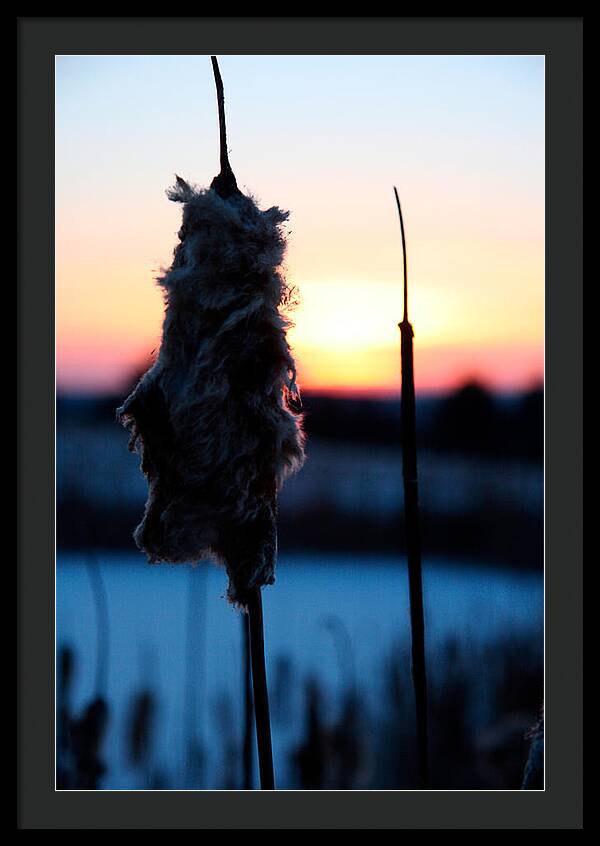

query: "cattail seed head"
left=118, top=179, right=304, bottom=605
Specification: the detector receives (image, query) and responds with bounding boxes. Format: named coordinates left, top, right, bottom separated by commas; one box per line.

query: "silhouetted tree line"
left=299, top=382, right=542, bottom=460
left=57, top=494, right=543, bottom=570
left=57, top=381, right=543, bottom=567
left=428, top=383, right=543, bottom=460
left=57, top=380, right=542, bottom=461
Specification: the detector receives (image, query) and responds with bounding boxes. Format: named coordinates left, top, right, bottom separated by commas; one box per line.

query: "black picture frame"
left=18, top=17, right=582, bottom=829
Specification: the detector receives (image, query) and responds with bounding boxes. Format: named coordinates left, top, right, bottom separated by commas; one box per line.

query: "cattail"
left=118, top=56, right=304, bottom=788
left=394, top=186, right=430, bottom=789
left=118, top=77, right=303, bottom=608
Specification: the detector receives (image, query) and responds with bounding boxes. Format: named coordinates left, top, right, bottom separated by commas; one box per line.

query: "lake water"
left=56, top=552, right=543, bottom=789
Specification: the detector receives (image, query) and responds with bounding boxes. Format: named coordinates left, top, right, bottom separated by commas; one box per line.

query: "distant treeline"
left=56, top=382, right=543, bottom=567
left=57, top=381, right=543, bottom=461
left=57, top=495, right=543, bottom=570
left=300, top=384, right=543, bottom=460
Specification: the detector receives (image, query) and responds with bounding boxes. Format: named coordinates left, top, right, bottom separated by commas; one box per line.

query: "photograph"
left=55, top=53, right=545, bottom=792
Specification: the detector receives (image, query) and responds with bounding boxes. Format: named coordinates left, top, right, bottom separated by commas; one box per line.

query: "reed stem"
left=242, top=612, right=254, bottom=789
left=85, top=551, right=110, bottom=697
left=394, top=186, right=430, bottom=789
left=211, top=55, right=229, bottom=174
left=246, top=586, right=275, bottom=789
left=210, top=56, right=238, bottom=199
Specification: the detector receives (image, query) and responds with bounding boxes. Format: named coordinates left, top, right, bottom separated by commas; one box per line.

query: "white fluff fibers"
left=117, top=178, right=305, bottom=605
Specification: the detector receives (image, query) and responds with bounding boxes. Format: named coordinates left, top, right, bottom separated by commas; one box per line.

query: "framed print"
left=18, top=16, right=582, bottom=830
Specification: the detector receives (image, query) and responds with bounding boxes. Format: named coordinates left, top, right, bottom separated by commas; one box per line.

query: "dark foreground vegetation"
left=57, top=630, right=542, bottom=790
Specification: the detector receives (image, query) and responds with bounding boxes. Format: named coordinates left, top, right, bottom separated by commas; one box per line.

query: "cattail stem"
left=394, top=186, right=409, bottom=323
left=242, top=612, right=254, bottom=789
left=211, top=55, right=229, bottom=174
left=184, top=565, right=206, bottom=787
left=246, top=586, right=275, bottom=789
left=394, top=186, right=430, bottom=789
left=210, top=56, right=238, bottom=199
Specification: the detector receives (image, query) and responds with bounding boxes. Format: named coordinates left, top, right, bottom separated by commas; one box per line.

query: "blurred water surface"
left=56, top=552, right=542, bottom=789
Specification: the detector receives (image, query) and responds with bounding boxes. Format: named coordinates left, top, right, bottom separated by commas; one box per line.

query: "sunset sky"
left=56, top=55, right=544, bottom=396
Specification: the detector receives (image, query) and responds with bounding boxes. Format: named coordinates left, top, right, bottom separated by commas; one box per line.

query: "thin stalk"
left=210, top=56, right=238, bottom=198
left=394, top=186, right=430, bottom=789
left=246, top=586, right=275, bottom=789
left=184, top=565, right=206, bottom=787
left=211, top=55, right=229, bottom=174
left=85, top=551, right=110, bottom=698
left=209, top=53, right=268, bottom=788
left=242, top=612, right=254, bottom=789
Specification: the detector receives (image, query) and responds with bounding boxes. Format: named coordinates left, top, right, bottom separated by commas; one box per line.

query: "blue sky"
left=56, top=55, right=544, bottom=394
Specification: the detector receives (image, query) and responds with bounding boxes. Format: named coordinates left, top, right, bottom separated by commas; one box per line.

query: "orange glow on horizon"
left=56, top=259, right=544, bottom=397
left=56, top=56, right=544, bottom=397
